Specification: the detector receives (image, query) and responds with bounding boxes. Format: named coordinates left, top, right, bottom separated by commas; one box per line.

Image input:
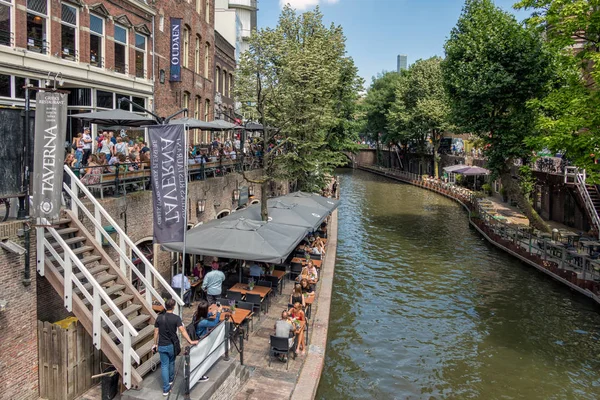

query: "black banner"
left=32, top=91, right=68, bottom=220
left=149, top=124, right=186, bottom=243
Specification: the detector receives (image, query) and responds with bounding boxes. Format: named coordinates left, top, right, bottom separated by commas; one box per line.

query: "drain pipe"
left=23, top=221, right=31, bottom=286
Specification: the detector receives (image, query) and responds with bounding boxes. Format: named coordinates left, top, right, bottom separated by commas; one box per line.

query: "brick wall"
left=0, top=221, right=39, bottom=400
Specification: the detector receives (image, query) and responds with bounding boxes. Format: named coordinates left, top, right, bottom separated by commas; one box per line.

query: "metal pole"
left=239, top=327, right=244, bottom=365
left=18, top=79, right=31, bottom=219
left=224, top=319, right=230, bottom=361
left=184, top=346, right=191, bottom=400
left=181, top=123, right=189, bottom=317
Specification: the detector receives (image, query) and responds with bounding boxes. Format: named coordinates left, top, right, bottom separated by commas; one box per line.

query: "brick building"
left=214, top=30, right=235, bottom=122
left=152, top=0, right=215, bottom=144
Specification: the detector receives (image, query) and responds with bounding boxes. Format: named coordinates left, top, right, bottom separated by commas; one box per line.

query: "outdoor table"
left=229, top=282, right=272, bottom=312
left=189, top=277, right=203, bottom=301
left=582, top=241, right=600, bottom=256
left=209, top=304, right=252, bottom=326
left=303, top=293, right=315, bottom=319
left=266, top=270, right=287, bottom=294
left=559, top=231, right=579, bottom=246
left=291, top=257, right=323, bottom=269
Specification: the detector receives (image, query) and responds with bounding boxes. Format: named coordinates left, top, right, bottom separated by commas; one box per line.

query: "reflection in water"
left=317, top=169, right=600, bottom=400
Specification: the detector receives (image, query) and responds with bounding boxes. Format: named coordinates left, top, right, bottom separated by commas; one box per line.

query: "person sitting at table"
left=300, top=278, right=314, bottom=295
left=171, top=272, right=192, bottom=307
left=313, top=237, right=326, bottom=254
left=193, top=300, right=222, bottom=338
left=290, top=284, right=306, bottom=308
left=249, top=262, right=263, bottom=279
left=192, top=262, right=204, bottom=280
left=306, top=262, right=319, bottom=284
left=288, top=302, right=306, bottom=355
left=274, top=311, right=297, bottom=360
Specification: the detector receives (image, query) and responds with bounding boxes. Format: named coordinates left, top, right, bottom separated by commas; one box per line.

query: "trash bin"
left=101, top=366, right=119, bottom=400
left=101, top=225, right=117, bottom=246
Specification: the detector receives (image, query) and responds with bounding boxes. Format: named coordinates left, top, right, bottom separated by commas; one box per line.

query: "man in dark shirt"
left=140, top=142, right=150, bottom=154
left=152, top=299, right=199, bottom=395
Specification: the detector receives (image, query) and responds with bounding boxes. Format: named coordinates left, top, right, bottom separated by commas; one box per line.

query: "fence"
left=359, top=164, right=600, bottom=300
left=38, top=320, right=102, bottom=400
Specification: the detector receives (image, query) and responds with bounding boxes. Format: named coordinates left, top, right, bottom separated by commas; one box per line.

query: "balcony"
left=228, top=0, right=257, bottom=11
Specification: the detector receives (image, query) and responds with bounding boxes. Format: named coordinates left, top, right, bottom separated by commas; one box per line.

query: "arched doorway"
left=216, top=209, right=230, bottom=219
left=133, top=238, right=154, bottom=292
left=250, top=199, right=260, bottom=205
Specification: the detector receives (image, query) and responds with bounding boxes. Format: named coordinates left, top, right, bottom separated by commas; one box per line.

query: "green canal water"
left=316, top=169, right=600, bottom=400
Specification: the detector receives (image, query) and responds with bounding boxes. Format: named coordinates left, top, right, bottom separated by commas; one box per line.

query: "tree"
left=387, top=57, right=452, bottom=177
left=236, top=6, right=362, bottom=220
left=442, top=0, right=554, bottom=231
left=516, top=0, right=600, bottom=182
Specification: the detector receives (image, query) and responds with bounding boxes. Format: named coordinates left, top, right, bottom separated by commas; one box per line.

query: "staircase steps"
left=102, top=294, right=135, bottom=312
left=108, top=304, right=143, bottom=324
left=121, top=325, right=156, bottom=349
left=74, top=273, right=118, bottom=294
left=108, top=314, right=151, bottom=341
left=75, top=265, right=110, bottom=280
left=136, top=354, right=161, bottom=377
left=82, top=284, right=126, bottom=306
left=51, top=236, right=86, bottom=248
left=45, top=227, right=79, bottom=238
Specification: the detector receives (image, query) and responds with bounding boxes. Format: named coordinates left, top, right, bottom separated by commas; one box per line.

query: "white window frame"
left=215, top=66, right=220, bottom=94
left=205, top=0, right=209, bottom=24
left=60, top=3, right=78, bottom=61
left=0, top=0, right=15, bottom=47
left=204, top=42, right=209, bottom=79
left=194, top=35, right=200, bottom=74
left=194, top=96, right=200, bottom=120
left=26, top=0, right=50, bottom=54
left=134, top=33, right=147, bottom=79
left=89, top=13, right=104, bottom=68
left=113, top=24, right=128, bottom=74
left=183, top=91, right=190, bottom=111
left=182, top=25, right=189, bottom=69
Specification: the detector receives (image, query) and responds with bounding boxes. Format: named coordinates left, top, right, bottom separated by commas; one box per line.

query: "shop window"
left=89, top=14, right=103, bottom=67
left=67, top=88, right=92, bottom=106
left=134, top=33, right=146, bottom=78
left=61, top=3, right=77, bottom=60
left=114, top=25, right=127, bottom=74
left=132, top=96, right=145, bottom=112
left=0, top=73, right=10, bottom=97
left=0, top=0, right=13, bottom=46
left=15, top=77, right=39, bottom=98
left=96, top=90, right=114, bottom=109
left=26, top=0, right=48, bottom=54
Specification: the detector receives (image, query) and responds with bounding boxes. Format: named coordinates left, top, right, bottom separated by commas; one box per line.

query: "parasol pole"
left=180, top=121, right=189, bottom=317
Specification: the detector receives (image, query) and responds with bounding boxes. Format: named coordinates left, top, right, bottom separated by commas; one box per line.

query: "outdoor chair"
left=264, top=276, right=281, bottom=295
left=245, top=293, right=266, bottom=317
left=309, top=253, right=322, bottom=261
left=226, top=290, right=244, bottom=302
left=236, top=301, right=255, bottom=336
left=274, top=264, right=287, bottom=272
left=257, top=280, right=274, bottom=305
left=290, top=262, right=303, bottom=281
left=217, top=298, right=230, bottom=307
left=269, top=335, right=294, bottom=370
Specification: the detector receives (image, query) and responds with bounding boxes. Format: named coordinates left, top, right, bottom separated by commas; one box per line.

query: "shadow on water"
left=317, top=169, right=600, bottom=400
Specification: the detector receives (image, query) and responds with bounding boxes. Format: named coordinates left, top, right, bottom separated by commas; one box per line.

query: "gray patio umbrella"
left=443, top=164, right=467, bottom=173
left=161, top=217, right=308, bottom=264
left=279, top=191, right=340, bottom=214
left=244, top=122, right=264, bottom=131
left=71, top=109, right=157, bottom=127
left=453, top=166, right=490, bottom=176
left=211, top=119, right=238, bottom=130
left=168, top=117, right=221, bottom=130
left=231, top=199, right=328, bottom=231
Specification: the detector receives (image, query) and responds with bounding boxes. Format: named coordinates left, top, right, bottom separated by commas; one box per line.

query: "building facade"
left=397, top=54, right=408, bottom=72
left=221, top=0, right=256, bottom=57
left=214, top=30, right=235, bottom=122
left=153, top=0, right=215, bottom=129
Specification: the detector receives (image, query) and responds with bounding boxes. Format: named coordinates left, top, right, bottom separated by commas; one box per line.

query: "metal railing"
left=61, top=165, right=184, bottom=309
left=38, top=217, right=140, bottom=388
left=574, top=171, right=600, bottom=237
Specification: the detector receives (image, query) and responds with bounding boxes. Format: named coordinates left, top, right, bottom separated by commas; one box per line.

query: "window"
left=27, top=0, right=48, bottom=53
left=96, top=90, right=114, bottom=109
left=229, top=73, right=233, bottom=97
left=15, top=77, right=39, bottom=98
left=117, top=94, right=130, bottom=110
left=90, top=14, right=103, bottom=67
left=195, top=35, right=200, bottom=74
left=0, top=75, right=40, bottom=98
left=204, top=42, right=210, bottom=79
left=182, top=25, right=190, bottom=68
left=204, top=98, right=210, bottom=121
left=205, top=0, right=209, bottom=23
left=67, top=88, right=92, bottom=106
left=215, top=66, right=220, bottom=93
left=194, top=96, right=200, bottom=120
left=0, top=73, right=10, bottom=96
left=183, top=91, right=190, bottom=110
left=0, top=0, right=13, bottom=46
left=114, top=25, right=127, bottom=74
left=61, top=4, right=77, bottom=60
left=196, top=0, right=201, bottom=14
left=222, top=69, right=227, bottom=97
left=159, top=14, right=164, bottom=32
left=132, top=96, right=145, bottom=111
left=135, top=33, right=146, bottom=78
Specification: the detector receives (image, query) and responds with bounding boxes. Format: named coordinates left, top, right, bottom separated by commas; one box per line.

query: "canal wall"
left=358, top=165, right=600, bottom=307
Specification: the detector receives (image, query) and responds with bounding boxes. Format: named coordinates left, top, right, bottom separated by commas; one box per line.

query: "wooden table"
left=229, top=282, right=272, bottom=312
left=190, top=277, right=203, bottom=301
left=291, top=257, right=322, bottom=269
left=209, top=304, right=252, bottom=326
left=303, top=293, right=315, bottom=319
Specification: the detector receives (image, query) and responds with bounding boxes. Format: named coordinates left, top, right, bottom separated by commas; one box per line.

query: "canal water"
left=316, top=169, right=600, bottom=400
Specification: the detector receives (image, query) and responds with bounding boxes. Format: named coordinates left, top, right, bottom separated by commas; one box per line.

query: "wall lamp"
left=197, top=199, right=206, bottom=214
left=248, top=185, right=254, bottom=197
left=232, top=189, right=240, bottom=203
left=159, top=69, right=165, bottom=84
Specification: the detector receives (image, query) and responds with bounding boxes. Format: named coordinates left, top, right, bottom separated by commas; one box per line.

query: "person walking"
left=81, top=128, right=92, bottom=166
left=152, top=299, right=199, bottom=396
left=202, top=261, right=226, bottom=304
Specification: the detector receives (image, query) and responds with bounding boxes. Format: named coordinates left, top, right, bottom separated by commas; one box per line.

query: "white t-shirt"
left=82, top=133, right=92, bottom=150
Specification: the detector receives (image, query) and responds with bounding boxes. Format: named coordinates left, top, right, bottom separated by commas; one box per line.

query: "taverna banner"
left=149, top=124, right=186, bottom=244
left=32, top=91, right=68, bottom=220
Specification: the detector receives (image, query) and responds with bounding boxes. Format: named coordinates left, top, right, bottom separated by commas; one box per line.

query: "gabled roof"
left=88, top=3, right=110, bottom=17
left=134, top=23, right=152, bottom=36
left=114, top=14, right=133, bottom=28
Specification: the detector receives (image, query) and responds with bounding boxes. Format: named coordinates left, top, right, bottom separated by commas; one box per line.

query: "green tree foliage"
left=387, top=57, right=452, bottom=177
left=516, top=0, right=600, bottom=181
left=363, top=71, right=404, bottom=145
left=442, top=0, right=553, bottom=231
left=235, top=6, right=362, bottom=219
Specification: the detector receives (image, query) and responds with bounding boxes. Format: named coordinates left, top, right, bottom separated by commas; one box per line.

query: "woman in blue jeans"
left=193, top=300, right=222, bottom=338
left=152, top=299, right=200, bottom=396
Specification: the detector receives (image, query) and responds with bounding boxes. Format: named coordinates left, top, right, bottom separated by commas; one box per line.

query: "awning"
left=278, top=191, right=339, bottom=214
left=71, top=109, right=157, bottom=127
left=443, top=164, right=467, bottom=172
left=453, top=166, right=490, bottom=176
left=232, top=199, right=328, bottom=231
left=161, top=217, right=308, bottom=263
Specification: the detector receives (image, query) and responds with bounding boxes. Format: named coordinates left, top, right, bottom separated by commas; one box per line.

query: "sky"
left=256, top=0, right=533, bottom=87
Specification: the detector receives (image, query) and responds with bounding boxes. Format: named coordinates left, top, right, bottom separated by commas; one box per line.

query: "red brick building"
left=214, top=30, right=235, bottom=122
left=152, top=0, right=215, bottom=143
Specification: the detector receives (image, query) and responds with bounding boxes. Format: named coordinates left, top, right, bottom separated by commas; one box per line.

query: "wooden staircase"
left=585, top=184, right=600, bottom=221
left=41, top=210, right=159, bottom=389
left=565, top=166, right=600, bottom=237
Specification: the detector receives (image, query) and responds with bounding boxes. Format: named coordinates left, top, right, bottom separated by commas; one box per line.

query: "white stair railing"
left=40, top=218, right=140, bottom=388
left=57, top=166, right=184, bottom=311
left=573, top=170, right=600, bottom=238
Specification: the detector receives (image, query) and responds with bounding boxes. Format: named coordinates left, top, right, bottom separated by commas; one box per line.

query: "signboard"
left=148, top=124, right=186, bottom=243
left=170, top=18, right=182, bottom=82
left=32, top=91, right=68, bottom=220
left=239, top=186, right=248, bottom=207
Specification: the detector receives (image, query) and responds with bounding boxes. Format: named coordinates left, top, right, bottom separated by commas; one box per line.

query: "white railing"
left=59, top=166, right=184, bottom=310
left=40, top=218, right=140, bottom=388
left=574, top=172, right=600, bottom=238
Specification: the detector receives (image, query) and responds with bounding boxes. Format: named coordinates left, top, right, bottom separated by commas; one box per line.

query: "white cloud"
left=279, top=0, right=339, bottom=10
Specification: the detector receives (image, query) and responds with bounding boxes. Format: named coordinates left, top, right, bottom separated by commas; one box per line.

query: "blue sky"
left=257, top=0, right=532, bottom=87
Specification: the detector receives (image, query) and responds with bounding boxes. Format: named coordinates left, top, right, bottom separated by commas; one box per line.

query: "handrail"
left=575, top=172, right=600, bottom=236
left=41, top=220, right=140, bottom=388
left=63, top=165, right=184, bottom=307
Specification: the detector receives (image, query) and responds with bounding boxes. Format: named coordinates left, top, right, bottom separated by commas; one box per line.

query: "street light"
left=197, top=199, right=206, bottom=214
left=248, top=184, right=254, bottom=197
left=232, top=189, right=240, bottom=203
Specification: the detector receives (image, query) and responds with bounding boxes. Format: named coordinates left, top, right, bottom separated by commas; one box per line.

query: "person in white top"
left=82, top=128, right=93, bottom=165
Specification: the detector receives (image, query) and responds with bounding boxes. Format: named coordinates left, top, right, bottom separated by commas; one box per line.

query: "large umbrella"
left=231, top=199, right=327, bottom=231
left=244, top=122, right=264, bottom=131
left=443, top=164, right=467, bottom=173
left=168, top=117, right=221, bottom=130
left=71, top=109, right=157, bottom=127
left=211, top=119, right=237, bottom=130
left=161, top=217, right=308, bottom=264
left=279, top=191, right=339, bottom=214
left=453, top=166, right=490, bottom=176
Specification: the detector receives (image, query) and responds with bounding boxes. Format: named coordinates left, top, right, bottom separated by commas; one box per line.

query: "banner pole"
left=181, top=123, right=189, bottom=318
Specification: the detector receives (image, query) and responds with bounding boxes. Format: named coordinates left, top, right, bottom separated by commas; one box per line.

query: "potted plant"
left=248, top=278, right=255, bottom=291
left=481, top=183, right=492, bottom=196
